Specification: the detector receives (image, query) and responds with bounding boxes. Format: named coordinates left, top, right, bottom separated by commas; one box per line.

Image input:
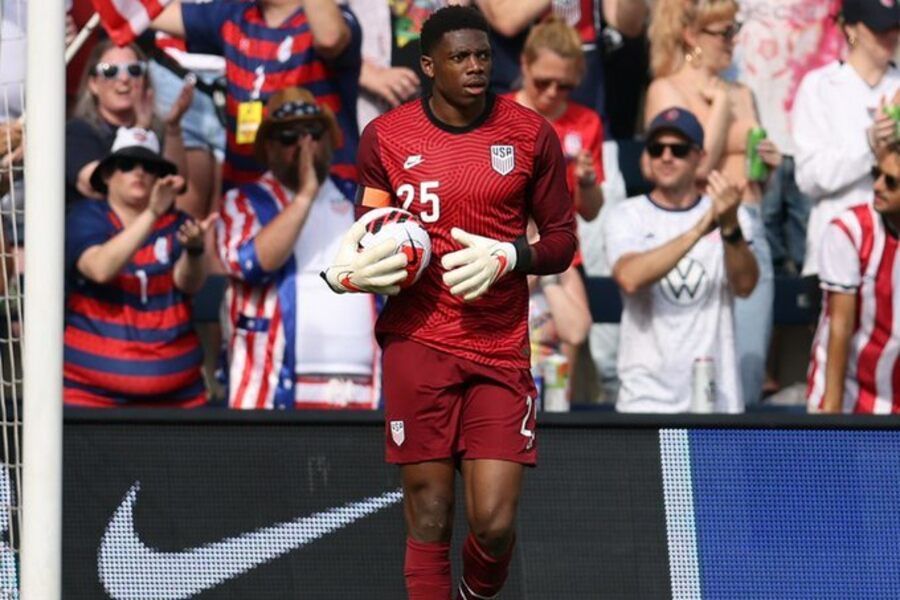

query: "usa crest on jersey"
left=490, top=145, right=515, bottom=175
left=390, top=420, right=405, bottom=446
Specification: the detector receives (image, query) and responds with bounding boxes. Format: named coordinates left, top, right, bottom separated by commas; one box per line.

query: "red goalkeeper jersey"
left=356, top=94, right=576, bottom=369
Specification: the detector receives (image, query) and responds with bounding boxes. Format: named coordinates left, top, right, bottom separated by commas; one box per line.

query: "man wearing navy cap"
left=602, top=107, right=759, bottom=413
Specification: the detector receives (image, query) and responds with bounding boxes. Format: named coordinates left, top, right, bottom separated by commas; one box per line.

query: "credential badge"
left=390, top=421, right=405, bottom=446
left=490, top=145, right=515, bottom=176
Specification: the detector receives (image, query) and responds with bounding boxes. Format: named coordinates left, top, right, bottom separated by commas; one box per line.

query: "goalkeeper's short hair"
left=420, top=6, right=490, bottom=57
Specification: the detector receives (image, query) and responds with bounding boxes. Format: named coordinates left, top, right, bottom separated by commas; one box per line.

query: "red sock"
left=457, top=533, right=514, bottom=599
left=405, top=537, right=452, bottom=600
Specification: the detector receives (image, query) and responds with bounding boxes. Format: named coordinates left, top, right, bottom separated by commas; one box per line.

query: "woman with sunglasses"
left=508, top=18, right=603, bottom=405
left=645, top=0, right=778, bottom=407
left=66, top=40, right=193, bottom=206
left=510, top=17, right=604, bottom=222
left=64, top=127, right=215, bottom=407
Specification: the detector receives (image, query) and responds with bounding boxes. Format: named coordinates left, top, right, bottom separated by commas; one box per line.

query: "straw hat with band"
left=254, top=87, right=342, bottom=165
left=90, top=127, right=178, bottom=194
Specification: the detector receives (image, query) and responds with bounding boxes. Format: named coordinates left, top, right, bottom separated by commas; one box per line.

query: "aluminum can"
left=746, top=127, right=768, bottom=182
left=691, top=357, right=715, bottom=413
left=542, top=353, right=570, bottom=412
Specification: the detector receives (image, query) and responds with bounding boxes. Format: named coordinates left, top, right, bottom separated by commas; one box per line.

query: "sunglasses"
left=646, top=141, right=694, bottom=159
left=701, top=23, right=742, bottom=41
left=533, top=78, right=577, bottom=92
left=272, top=123, right=326, bottom=146
left=94, top=61, right=148, bottom=80
left=113, top=157, right=167, bottom=177
left=871, top=165, right=900, bottom=191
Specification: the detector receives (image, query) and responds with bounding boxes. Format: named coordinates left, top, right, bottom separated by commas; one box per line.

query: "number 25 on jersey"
left=396, top=181, right=440, bottom=223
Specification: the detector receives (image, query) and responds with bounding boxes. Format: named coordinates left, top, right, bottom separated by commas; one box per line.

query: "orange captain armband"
left=356, top=186, right=392, bottom=208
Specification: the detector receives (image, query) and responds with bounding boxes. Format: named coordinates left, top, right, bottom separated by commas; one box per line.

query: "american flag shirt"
left=218, top=174, right=378, bottom=409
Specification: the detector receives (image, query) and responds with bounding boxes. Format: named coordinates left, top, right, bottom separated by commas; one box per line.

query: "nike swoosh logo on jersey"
left=404, top=155, right=424, bottom=169
left=98, top=481, right=403, bottom=599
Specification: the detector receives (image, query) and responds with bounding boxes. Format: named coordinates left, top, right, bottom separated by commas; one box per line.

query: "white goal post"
left=21, top=0, right=65, bottom=595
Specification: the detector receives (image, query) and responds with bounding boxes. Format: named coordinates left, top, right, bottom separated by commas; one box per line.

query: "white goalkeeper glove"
left=321, top=222, right=409, bottom=295
left=441, top=227, right=517, bottom=301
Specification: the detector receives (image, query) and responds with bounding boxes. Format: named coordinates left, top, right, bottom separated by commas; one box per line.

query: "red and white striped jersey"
left=807, top=203, right=900, bottom=413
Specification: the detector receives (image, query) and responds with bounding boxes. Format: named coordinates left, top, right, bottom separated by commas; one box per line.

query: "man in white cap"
left=64, top=127, right=215, bottom=407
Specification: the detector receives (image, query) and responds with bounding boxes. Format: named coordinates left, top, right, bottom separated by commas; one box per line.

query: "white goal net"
left=0, top=0, right=27, bottom=597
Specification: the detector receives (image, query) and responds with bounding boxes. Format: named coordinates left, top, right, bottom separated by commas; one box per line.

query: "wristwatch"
left=721, top=225, right=744, bottom=245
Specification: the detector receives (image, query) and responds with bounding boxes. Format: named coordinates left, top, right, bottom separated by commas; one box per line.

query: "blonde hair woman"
left=645, top=0, right=777, bottom=406
left=67, top=40, right=193, bottom=205
left=512, top=17, right=604, bottom=221
left=645, top=0, right=781, bottom=192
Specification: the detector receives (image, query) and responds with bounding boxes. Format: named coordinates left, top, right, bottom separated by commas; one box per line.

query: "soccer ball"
left=357, top=207, right=431, bottom=288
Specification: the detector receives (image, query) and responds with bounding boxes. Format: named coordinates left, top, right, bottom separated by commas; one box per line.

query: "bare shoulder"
left=646, top=77, right=686, bottom=101
left=728, top=82, right=758, bottom=117
left=644, top=77, right=689, bottom=122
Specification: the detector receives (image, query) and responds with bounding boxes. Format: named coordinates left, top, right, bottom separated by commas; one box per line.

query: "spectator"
left=64, top=128, right=213, bottom=407
left=601, top=0, right=650, bottom=140
left=347, top=0, right=476, bottom=130
left=793, top=0, right=900, bottom=277
left=528, top=221, right=592, bottom=406
left=731, top=0, right=844, bottom=275
left=348, top=0, right=419, bottom=131
left=0, top=121, right=21, bottom=201
left=151, top=0, right=362, bottom=196
left=605, top=108, right=758, bottom=413
left=149, top=24, right=227, bottom=221
left=1, top=0, right=30, bottom=274
left=510, top=17, right=604, bottom=221
left=577, top=139, right=628, bottom=402
left=645, top=0, right=778, bottom=405
left=477, top=0, right=648, bottom=126
left=66, top=40, right=193, bottom=205
left=807, top=142, right=900, bottom=413
left=217, top=87, right=380, bottom=410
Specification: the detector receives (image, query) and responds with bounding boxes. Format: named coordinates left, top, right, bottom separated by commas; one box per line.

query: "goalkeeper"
left=322, top=7, right=576, bottom=600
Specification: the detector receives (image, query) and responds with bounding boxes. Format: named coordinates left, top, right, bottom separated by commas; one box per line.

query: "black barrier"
left=194, top=275, right=822, bottom=325
left=64, top=410, right=900, bottom=599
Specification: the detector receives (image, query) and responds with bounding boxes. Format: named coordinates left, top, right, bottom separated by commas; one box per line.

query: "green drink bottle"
left=885, top=104, right=900, bottom=137
left=746, top=126, right=768, bottom=182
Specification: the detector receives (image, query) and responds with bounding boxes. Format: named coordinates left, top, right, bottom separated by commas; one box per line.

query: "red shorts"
left=381, top=335, right=538, bottom=466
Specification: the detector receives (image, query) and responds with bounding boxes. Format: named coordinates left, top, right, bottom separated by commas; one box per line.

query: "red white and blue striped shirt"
left=217, top=173, right=378, bottom=410
left=181, top=1, right=362, bottom=193
left=64, top=200, right=205, bottom=407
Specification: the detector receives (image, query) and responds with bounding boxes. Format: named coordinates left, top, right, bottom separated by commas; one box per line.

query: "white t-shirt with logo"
left=293, top=178, right=376, bottom=376
left=603, top=194, right=752, bottom=413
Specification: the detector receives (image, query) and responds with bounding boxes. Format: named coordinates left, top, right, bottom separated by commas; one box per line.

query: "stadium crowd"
left=2, top=0, right=897, bottom=413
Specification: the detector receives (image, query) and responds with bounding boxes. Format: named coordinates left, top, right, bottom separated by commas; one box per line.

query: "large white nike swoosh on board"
left=98, top=482, right=403, bottom=600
